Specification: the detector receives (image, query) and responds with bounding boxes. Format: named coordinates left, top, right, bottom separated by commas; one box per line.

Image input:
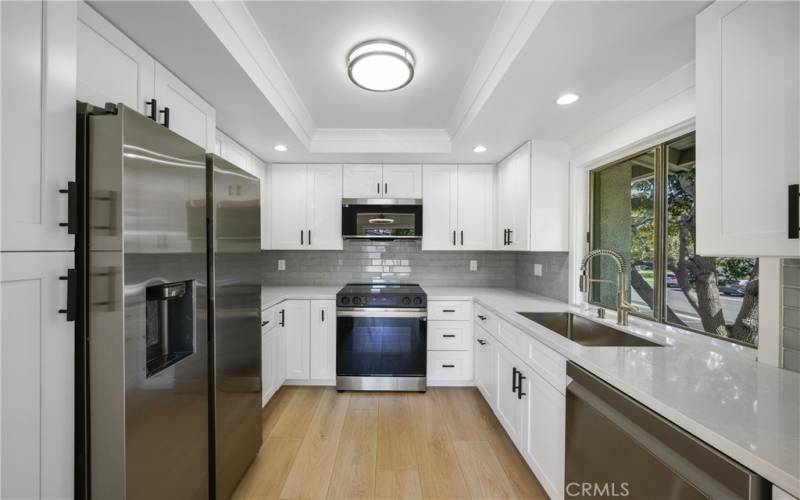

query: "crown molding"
left=446, top=0, right=553, bottom=140
left=311, top=129, right=451, bottom=154
left=189, top=0, right=316, bottom=148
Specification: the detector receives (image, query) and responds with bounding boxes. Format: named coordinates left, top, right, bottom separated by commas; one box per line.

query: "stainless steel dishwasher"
left=565, top=362, right=770, bottom=499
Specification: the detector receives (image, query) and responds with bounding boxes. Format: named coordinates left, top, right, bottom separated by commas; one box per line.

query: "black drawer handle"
left=517, top=373, right=527, bottom=399
left=442, top=309, right=456, bottom=313
left=477, top=314, right=487, bottom=320
left=477, top=339, right=487, bottom=345
left=790, top=184, right=799, bottom=239
left=442, top=334, right=456, bottom=338
left=261, top=320, right=270, bottom=326
left=512, top=367, right=519, bottom=393
left=442, top=364, right=455, bottom=368
left=279, top=309, right=285, bottom=327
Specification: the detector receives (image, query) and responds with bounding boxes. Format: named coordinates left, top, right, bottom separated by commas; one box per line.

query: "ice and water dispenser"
left=145, top=280, right=196, bottom=377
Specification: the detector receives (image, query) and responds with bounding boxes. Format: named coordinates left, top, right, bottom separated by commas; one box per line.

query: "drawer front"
left=427, top=350, right=473, bottom=381
left=497, top=319, right=529, bottom=357
left=428, top=300, right=472, bottom=321
left=528, top=338, right=567, bottom=392
left=261, top=305, right=278, bottom=334
left=428, top=321, right=472, bottom=351
left=474, top=303, right=499, bottom=336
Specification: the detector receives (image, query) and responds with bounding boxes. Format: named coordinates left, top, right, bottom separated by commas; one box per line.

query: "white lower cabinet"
left=427, top=351, right=473, bottom=381
left=474, top=327, right=498, bottom=408
left=495, top=342, right=527, bottom=444
left=261, top=305, right=285, bottom=406
left=282, top=300, right=311, bottom=380
left=427, top=300, right=474, bottom=384
left=309, top=300, right=336, bottom=381
left=523, top=371, right=566, bottom=500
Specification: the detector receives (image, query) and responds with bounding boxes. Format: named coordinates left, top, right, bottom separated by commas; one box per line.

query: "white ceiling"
left=88, top=0, right=709, bottom=164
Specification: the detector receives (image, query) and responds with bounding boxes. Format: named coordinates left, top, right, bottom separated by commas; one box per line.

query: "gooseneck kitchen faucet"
left=579, top=249, right=638, bottom=326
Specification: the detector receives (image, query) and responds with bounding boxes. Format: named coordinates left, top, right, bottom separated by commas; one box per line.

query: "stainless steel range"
left=336, top=284, right=427, bottom=392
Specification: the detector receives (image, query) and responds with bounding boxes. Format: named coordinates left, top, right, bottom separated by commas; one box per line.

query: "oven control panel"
left=336, top=284, right=427, bottom=309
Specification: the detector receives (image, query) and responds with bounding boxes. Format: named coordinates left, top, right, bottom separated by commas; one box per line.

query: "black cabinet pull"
left=384, top=183, right=388, bottom=195
left=58, top=181, right=77, bottom=234
left=790, top=184, right=799, bottom=239
left=308, top=229, right=311, bottom=246
left=261, top=320, right=269, bottom=326
left=300, top=230, right=304, bottom=245
left=517, top=372, right=527, bottom=399
left=512, top=367, right=519, bottom=393
left=477, top=314, right=487, bottom=320
left=503, top=228, right=508, bottom=246
left=321, top=309, right=325, bottom=322
left=460, top=230, right=464, bottom=246
left=442, top=334, right=456, bottom=338
left=377, top=182, right=381, bottom=194
left=442, top=364, right=455, bottom=368
left=58, top=268, right=77, bottom=322
left=453, top=230, right=456, bottom=246
left=442, top=309, right=456, bottom=313
left=279, top=309, right=285, bottom=327
left=159, top=106, right=170, bottom=128
left=146, top=99, right=158, bottom=121
left=477, top=339, right=486, bottom=345
left=507, top=228, right=513, bottom=245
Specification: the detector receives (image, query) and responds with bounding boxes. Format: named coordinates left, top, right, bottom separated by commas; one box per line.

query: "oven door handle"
left=336, top=309, right=427, bottom=318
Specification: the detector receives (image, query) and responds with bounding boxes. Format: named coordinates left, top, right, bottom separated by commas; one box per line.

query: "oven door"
left=336, top=310, right=427, bottom=377
left=341, top=202, right=422, bottom=239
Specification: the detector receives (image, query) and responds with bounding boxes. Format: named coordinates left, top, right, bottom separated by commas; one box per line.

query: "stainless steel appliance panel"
left=341, top=200, right=422, bottom=239
left=89, top=105, right=209, bottom=500
left=565, top=362, right=769, bottom=500
left=207, top=154, right=262, bottom=500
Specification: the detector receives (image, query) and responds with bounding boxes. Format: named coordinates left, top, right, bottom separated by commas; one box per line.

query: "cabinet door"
left=474, top=332, right=497, bottom=407
left=422, top=165, right=458, bottom=250
left=261, top=330, right=277, bottom=406
left=77, top=2, right=155, bottom=116
left=283, top=300, right=310, bottom=380
left=216, top=130, right=253, bottom=175
left=496, top=145, right=531, bottom=251
left=457, top=165, right=494, bottom=250
left=523, top=372, right=565, bottom=500
left=307, top=165, right=343, bottom=250
left=697, top=0, right=800, bottom=257
left=2, top=1, right=76, bottom=251
left=343, top=164, right=383, bottom=198
left=495, top=344, right=525, bottom=445
left=309, top=300, right=336, bottom=380
left=154, top=62, right=216, bottom=151
left=1, top=252, right=74, bottom=499
left=382, top=164, right=422, bottom=198
left=270, top=164, right=308, bottom=249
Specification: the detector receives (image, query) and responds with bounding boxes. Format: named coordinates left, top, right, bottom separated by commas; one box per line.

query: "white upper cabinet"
left=382, top=164, right=423, bottom=199
left=496, top=143, right=531, bottom=251
left=215, top=130, right=253, bottom=175
left=343, top=164, right=422, bottom=199
left=423, top=165, right=493, bottom=250
left=154, top=62, right=216, bottom=152
left=270, top=164, right=343, bottom=250
left=343, top=164, right=383, bottom=198
left=697, top=0, right=800, bottom=257
left=2, top=1, right=76, bottom=252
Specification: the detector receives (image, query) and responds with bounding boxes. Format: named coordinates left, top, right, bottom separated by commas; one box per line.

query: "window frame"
left=587, top=132, right=757, bottom=348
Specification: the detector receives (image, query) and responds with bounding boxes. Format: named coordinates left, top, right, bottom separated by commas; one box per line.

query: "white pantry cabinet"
left=422, top=164, right=493, bottom=250
left=696, top=0, right=800, bottom=257
left=1, top=252, right=74, bottom=499
left=309, top=300, right=336, bottom=381
left=77, top=2, right=216, bottom=151
left=281, top=300, right=311, bottom=380
left=2, top=0, right=76, bottom=252
left=270, top=164, right=343, bottom=250
left=343, top=164, right=422, bottom=199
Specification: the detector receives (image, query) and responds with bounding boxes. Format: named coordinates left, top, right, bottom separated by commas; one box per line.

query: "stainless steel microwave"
left=341, top=199, right=422, bottom=239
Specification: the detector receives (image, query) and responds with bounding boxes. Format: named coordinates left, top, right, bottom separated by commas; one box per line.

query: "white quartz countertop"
left=261, top=285, right=800, bottom=496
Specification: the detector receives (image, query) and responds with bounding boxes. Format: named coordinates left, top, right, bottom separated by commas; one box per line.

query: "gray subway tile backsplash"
left=783, top=259, right=800, bottom=372
left=261, top=240, right=570, bottom=301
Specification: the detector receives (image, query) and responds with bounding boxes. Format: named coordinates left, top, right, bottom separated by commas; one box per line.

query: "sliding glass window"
left=590, top=132, right=759, bottom=346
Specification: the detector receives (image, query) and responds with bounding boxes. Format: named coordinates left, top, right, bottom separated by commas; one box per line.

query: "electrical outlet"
left=534, top=263, right=543, bottom=276
left=278, top=259, right=286, bottom=271
left=469, top=260, right=478, bottom=271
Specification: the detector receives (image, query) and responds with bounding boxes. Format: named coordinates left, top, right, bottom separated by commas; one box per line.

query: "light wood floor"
left=232, top=386, right=548, bottom=500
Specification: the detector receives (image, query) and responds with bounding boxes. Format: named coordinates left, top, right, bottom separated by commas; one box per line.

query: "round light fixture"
left=473, top=145, right=487, bottom=153
left=347, top=40, right=415, bottom=92
left=556, top=93, right=580, bottom=105
left=274, top=144, right=288, bottom=152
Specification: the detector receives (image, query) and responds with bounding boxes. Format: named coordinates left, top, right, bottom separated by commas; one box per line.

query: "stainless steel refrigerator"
left=77, top=103, right=261, bottom=500
left=206, top=154, right=262, bottom=500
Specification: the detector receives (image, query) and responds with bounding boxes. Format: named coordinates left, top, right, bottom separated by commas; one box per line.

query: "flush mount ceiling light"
left=347, top=40, right=415, bottom=92
left=556, top=93, right=580, bottom=105
left=273, top=144, right=288, bottom=152
left=473, top=145, right=487, bottom=153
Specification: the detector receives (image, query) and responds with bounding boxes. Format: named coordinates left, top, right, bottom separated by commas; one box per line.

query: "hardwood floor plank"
left=327, top=408, right=378, bottom=499
left=262, top=387, right=296, bottom=440
left=280, top=388, right=350, bottom=499
left=406, top=393, right=470, bottom=499
left=233, top=438, right=302, bottom=500
left=453, top=441, right=518, bottom=500
left=269, top=386, right=325, bottom=439
left=376, top=394, right=416, bottom=471
left=374, top=470, right=422, bottom=500
left=348, top=392, right=379, bottom=411
left=433, top=388, right=492, bottom=441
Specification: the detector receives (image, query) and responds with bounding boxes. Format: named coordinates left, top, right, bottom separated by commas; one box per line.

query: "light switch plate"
left=534, top=263, right=543, bottom=276
left=469, top=260, right=478, bottom=271
left=278, top=259, right=286, bottom=271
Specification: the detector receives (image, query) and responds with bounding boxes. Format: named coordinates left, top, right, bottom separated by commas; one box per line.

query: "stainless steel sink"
left=517, top=312, right=663, bottom=347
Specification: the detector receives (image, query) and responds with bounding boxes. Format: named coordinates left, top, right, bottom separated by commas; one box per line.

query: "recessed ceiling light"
left=347, top=40, right=415, bottom=92
left=274, top=144, right=288, bottom=152
left=473, top=145, right=487, bottom=153
left=556, top=93, right=580, bottom=105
